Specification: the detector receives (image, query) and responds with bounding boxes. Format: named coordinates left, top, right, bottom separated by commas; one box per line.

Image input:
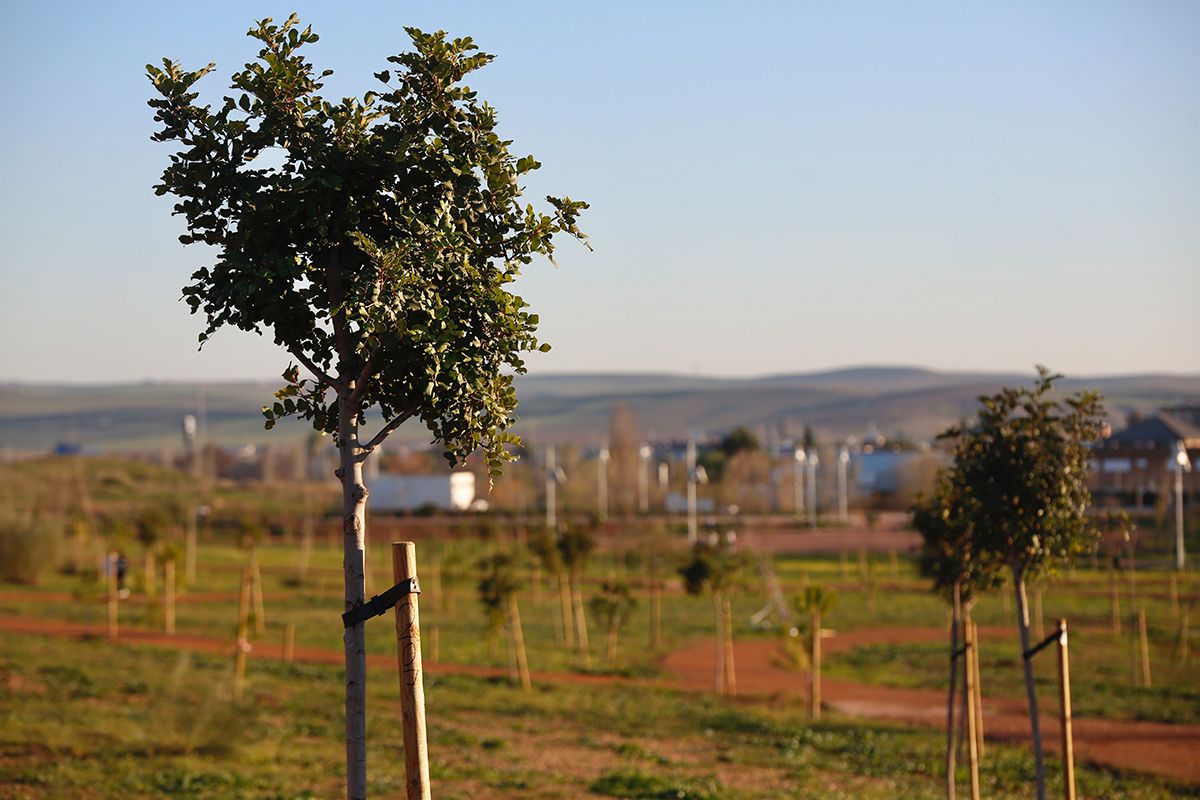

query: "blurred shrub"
left=0, top=513, right=62, bottom=585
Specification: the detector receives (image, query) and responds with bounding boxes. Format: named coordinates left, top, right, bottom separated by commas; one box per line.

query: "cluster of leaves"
left=678, top=536, right=749, bottom=596
left=589, top=579, right=638, bottom=631
left=148, top=15, right=588, bottom=473
left=913, top=367, right=1106, bottom=595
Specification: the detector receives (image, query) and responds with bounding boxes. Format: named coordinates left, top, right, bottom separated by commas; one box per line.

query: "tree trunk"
left=339, top=409, right=369, bottom=800
left=946, top=582, right=961, bottom=800
left=810, top=608, right=822, bottom=721
left=1014, top=571, right=1046, bottom=800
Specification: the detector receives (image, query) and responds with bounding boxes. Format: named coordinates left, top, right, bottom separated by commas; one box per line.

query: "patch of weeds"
left=613, top=741, right=669, bottom=765
left=590, top=768, right=720, bottom=799
left=37, top=664, right=98, bottom=698
left=480, top=737, right=506, bottom=751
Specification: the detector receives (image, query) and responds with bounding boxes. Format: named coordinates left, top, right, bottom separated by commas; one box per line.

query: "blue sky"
left=1, top=1, right=1197, bottom=382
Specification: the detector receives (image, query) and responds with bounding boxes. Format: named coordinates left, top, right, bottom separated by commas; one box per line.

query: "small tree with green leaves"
left=477, top=552, right=530, bottom=689
left=528, top=525, right=573, bottom=648
left=913, top=465, right=1001, bottom=800
left=942, top=367, right=1104, bottom=800
left=147, top=16, right=587, bottom=796
left=680, top=536, right=748, bottom=695
left=792, top=585, right=836, bottom=721
left=558, top=525, right=597, bottom=666
left=589, top=579, right=638, bottom=667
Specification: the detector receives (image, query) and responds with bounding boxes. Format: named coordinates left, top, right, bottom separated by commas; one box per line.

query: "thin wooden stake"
left=164, top=559, right=176, bottom=635
left=713, top=593, right=725, bottom=695
left=1110, top=581, right=1121, bottom=637
left=963, top=620, right=980, bottom=800
left=1179, top=606, right=1189, bottom=662
left=970, top=618, right=984, bottom=759
left=650, top=579, right=662, bottom=650
left=1057, top=619, right=1076, bottom=800
left=185, top=511, right=197, bottom=585
left=250, top=551, right=266, bottom=635
left=1138, top=607, right=1152, bottom=688
left=508, top=595, right=531, bottom=691
left=106, top=551, right=119, bottom=640
left=283, top=623, right=295, bottom=663
left=391, top=542, right=431, bottom=800
left=723, top=595, right=737, bottom=697
left=1034, top=587, right=1045, bottom=641
left=810, top=609, right=822, bottom=722
left=234, top=566, right=251, bottom=703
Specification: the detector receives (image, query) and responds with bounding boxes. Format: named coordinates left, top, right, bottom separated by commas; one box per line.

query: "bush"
left=0, top=513, right=61, bottom=585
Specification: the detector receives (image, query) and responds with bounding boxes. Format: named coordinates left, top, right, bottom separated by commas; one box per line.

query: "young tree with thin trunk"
left=913, top=467, right=1000, bottom=800
left=558, top=525, right=597, bottom=667
left=148, top=16, right=587, bottom=798
left=680, top=535, right=748, bottom=696
left=477, top=552, right=530, bottom=689
left=942, top=367, right=1104, bottom=800
left=792, top=586, right=835, bottom=722
left=589, top=578, right=637, bottom=667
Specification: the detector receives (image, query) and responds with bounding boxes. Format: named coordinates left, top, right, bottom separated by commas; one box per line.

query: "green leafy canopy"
left=147, top=15, right=588, bottom=473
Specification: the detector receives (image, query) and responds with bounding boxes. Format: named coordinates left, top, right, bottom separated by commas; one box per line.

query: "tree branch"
left=288, top=346, right=335, bottom=387
left=347, top=347, right=380, bottom=408
left=360, top=414, right=411, bottom=455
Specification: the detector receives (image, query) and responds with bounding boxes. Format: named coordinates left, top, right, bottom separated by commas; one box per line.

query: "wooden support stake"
left=185, top=512, right=197, bottom=585
left=1057, top=619, right=1076, bottom=800
left=106, top=551, right=119, bottom=640
left=970, top=618, right=984, bottom=759
left=391, top=542, right=431, bottom=800
left=144, top=551, right=157, bottom=601
left=650, top=580, right=662, bottom=650
left=1179, top=606, right=1189, bottom=662
left=283, top=622, right=294, bottom=663
left=810, top=609, right=822, bottom=722
left=723, top=595, right=737, bottom=697
left=234, top=566, right=251, bottom=703
left=963, top=621, right=980, bottom=800
left=1110, top=582, right=1121, bottom=637
left=508, top=595, right=531, bottom=691
left=164, top=559, right=176, bottom=635
left=1138, top=607, right=1152, bottom=688
left=1034, top=587, right=1045, bottom=641
left=713, top=593, right=725, bottom=695
left=250, top=551, right=266, bottom=635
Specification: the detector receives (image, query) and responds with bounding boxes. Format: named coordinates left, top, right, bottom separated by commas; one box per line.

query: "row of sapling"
left=912, top=367, right=1105, bottom=800
left=148, top=13, right=588, bottom=797
left=477, top=552, right=531, bottom=690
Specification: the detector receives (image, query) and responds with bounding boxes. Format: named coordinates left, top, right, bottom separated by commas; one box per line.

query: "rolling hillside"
left=2, top=367, right=1198, bottom=453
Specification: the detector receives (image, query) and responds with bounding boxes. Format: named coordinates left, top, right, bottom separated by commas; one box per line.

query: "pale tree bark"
left=558, top=573, right=575, bottom=649
left=722, top=595, right=736, bottom=697
left=713, top=593, right=725, bottom=695
left=571, top=568, right=591, bottom=667
left=339, top=405, right=369, bottom=800
left=1013, top=569, right=1046, bottom=800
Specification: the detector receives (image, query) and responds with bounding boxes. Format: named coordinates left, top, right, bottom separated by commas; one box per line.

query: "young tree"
left=913, top=466, right=1000, bottom=800
left=680, top=536, right=748, bottom=695
left=944, top=368, right=1104, bottom=800
left=792, top=585, right=835, bottom=721
left=148, top=16, right=587, bottom=798
left=589, top=578, right=637, bottom=666
left=558, top=525, right=597, bottom=666
left=477, top=552, right=530, bottom=689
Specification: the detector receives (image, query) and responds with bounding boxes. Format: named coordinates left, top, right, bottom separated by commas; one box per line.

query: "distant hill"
left=2, top=367, right=1198, bottom=453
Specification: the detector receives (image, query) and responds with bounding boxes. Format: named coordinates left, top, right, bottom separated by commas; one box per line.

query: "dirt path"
left=662, top=626, right=1200, bottom=785
left=2, top=613, right=1196, bottom=785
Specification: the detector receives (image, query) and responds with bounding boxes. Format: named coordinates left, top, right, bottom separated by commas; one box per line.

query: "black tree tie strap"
left=341, top=577, right=421, bottom=628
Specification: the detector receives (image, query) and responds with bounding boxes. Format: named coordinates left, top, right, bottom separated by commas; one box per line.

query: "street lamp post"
left=546, top=446, right=565, bottom=533
left=638, top=444, right=652, bottom=514
left=1175, top=440, right=1192, bottom=572
left=807, top=451, right=820, bottom=528
left=837, top=446, right=850, bottom=525
left=598, top=446, right=610, bottom=522
left=793, top=446, right=807, bottom=520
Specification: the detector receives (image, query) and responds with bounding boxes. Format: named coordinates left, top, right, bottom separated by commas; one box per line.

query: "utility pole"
left=546, top=446, right=564, bottom=532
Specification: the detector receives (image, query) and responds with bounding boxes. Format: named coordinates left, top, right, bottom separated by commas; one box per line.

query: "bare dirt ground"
left=662, top=626, right=1200, bottom=785
left=2, top=612, right=1197, bottom=785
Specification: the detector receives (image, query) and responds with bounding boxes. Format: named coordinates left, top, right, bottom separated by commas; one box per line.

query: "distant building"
left=1090, top=412, right=1199, bottom=507
left=368, top=472, right=477, bottom=513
